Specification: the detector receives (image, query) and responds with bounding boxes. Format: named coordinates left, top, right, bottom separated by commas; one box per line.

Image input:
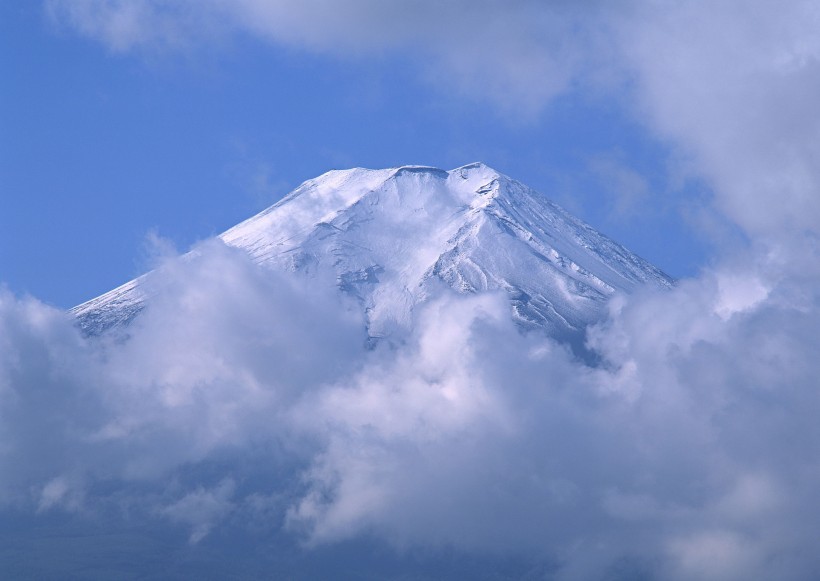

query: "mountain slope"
left=71, top=163, right=673, bottom=346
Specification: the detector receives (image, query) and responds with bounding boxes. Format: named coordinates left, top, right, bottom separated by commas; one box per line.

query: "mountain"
left=71, top=163, right=673, bottom=350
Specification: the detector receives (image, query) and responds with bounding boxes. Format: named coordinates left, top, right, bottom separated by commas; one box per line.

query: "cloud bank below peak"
left=2, top=235, right=820, bottom=579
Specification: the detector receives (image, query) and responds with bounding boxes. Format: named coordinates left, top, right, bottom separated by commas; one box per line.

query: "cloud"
left=3, top=237, right=820, bottom=578
left=160, top=478, right=236, bottom=543
left=0, top=242, right=364, bottom=509
left=45, top=0, right=603, bottom=116
left=44, top=0, right=230, bottom=53
left=615, top=0, right=820, bottom=239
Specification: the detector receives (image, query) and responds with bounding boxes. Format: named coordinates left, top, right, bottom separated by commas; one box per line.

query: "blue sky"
left=1, top=2, right=710, bottom=308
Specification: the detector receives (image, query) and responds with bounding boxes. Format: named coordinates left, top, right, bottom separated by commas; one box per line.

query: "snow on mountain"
left=70, top=163, right=673, bottom=348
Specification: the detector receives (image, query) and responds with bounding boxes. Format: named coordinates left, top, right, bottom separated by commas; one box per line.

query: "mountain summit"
left=72, top=163, right=673, bottom=348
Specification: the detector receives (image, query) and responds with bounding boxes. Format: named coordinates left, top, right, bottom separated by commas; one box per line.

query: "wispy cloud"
left=45, top=0, right=601, bottom=117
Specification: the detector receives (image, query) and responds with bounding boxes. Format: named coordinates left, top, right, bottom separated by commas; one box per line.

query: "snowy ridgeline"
left=70, top=163, right=673, bottom=347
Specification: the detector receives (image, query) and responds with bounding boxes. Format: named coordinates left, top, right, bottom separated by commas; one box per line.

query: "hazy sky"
left=3, top=2, right=820, bottom=580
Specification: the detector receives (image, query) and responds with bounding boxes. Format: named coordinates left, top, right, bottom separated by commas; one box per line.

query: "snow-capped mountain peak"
left=71, top=163, right=673, bottom=349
